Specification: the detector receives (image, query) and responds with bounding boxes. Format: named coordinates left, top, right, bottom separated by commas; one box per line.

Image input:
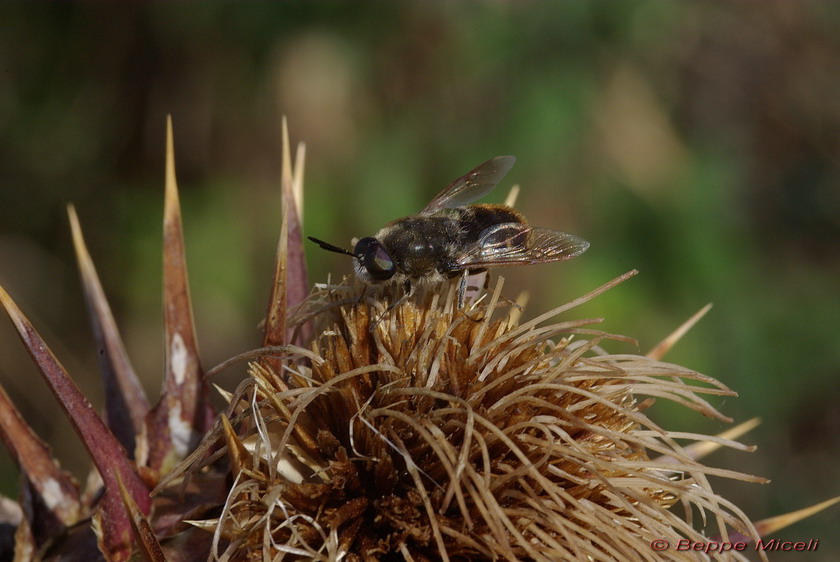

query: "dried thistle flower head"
left=3, top=119, right=835, bottom=561
left=202, top=274, right=766, bottom=561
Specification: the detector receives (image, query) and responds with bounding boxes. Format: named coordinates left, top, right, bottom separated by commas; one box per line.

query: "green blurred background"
left=1, top=2, right=838, bottom=557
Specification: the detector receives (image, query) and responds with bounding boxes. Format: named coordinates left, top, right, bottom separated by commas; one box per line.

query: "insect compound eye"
left=354, top=237, right=396, bottom=281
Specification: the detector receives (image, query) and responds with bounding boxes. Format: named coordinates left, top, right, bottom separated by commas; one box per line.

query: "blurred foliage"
left=1, top=1, right=839, bottom=553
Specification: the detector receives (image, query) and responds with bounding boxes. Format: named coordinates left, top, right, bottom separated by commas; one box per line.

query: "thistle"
left=0, top=119, right=836, bottom=560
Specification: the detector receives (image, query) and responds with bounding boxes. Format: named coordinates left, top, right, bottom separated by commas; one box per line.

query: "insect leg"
left=370, top=280, right=412, bottom=331
left=457, top=270, right=468, bottom=309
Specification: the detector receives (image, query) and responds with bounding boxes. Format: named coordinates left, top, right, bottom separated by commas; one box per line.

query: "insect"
left=308, top=155, right=589, bottom=311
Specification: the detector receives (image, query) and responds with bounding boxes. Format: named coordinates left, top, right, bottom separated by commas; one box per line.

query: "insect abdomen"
left=457, top=204, right=526, bottom=243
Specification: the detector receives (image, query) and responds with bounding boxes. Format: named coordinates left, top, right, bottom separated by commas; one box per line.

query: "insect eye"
left=354, top=237, right=396, bottom=281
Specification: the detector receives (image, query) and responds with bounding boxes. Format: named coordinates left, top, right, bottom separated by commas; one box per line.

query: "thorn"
left=648, top=303, right=713, bottom=360
left=68, top=204, right=149, bottom=455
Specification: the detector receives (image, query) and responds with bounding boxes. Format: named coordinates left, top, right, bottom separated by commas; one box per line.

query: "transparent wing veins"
left=420, top=155, right=516, bottom=215
left=455, top=223, right=589, bottom=270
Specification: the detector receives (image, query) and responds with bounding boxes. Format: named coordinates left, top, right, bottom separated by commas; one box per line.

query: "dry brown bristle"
left=201, top=276, right=762, bottom=561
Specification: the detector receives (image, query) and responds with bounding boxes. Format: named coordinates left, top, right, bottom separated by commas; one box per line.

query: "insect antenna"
left=307, top=236, right=356, bottom=257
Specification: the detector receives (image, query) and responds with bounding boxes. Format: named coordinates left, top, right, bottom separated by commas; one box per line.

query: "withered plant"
left=1, top=119, right=836, bottom=561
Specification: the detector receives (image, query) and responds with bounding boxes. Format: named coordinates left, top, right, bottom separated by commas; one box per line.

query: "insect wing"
left=455, top=223, right=589, bottom=269
left=420, top=155, right=516, bottom=215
